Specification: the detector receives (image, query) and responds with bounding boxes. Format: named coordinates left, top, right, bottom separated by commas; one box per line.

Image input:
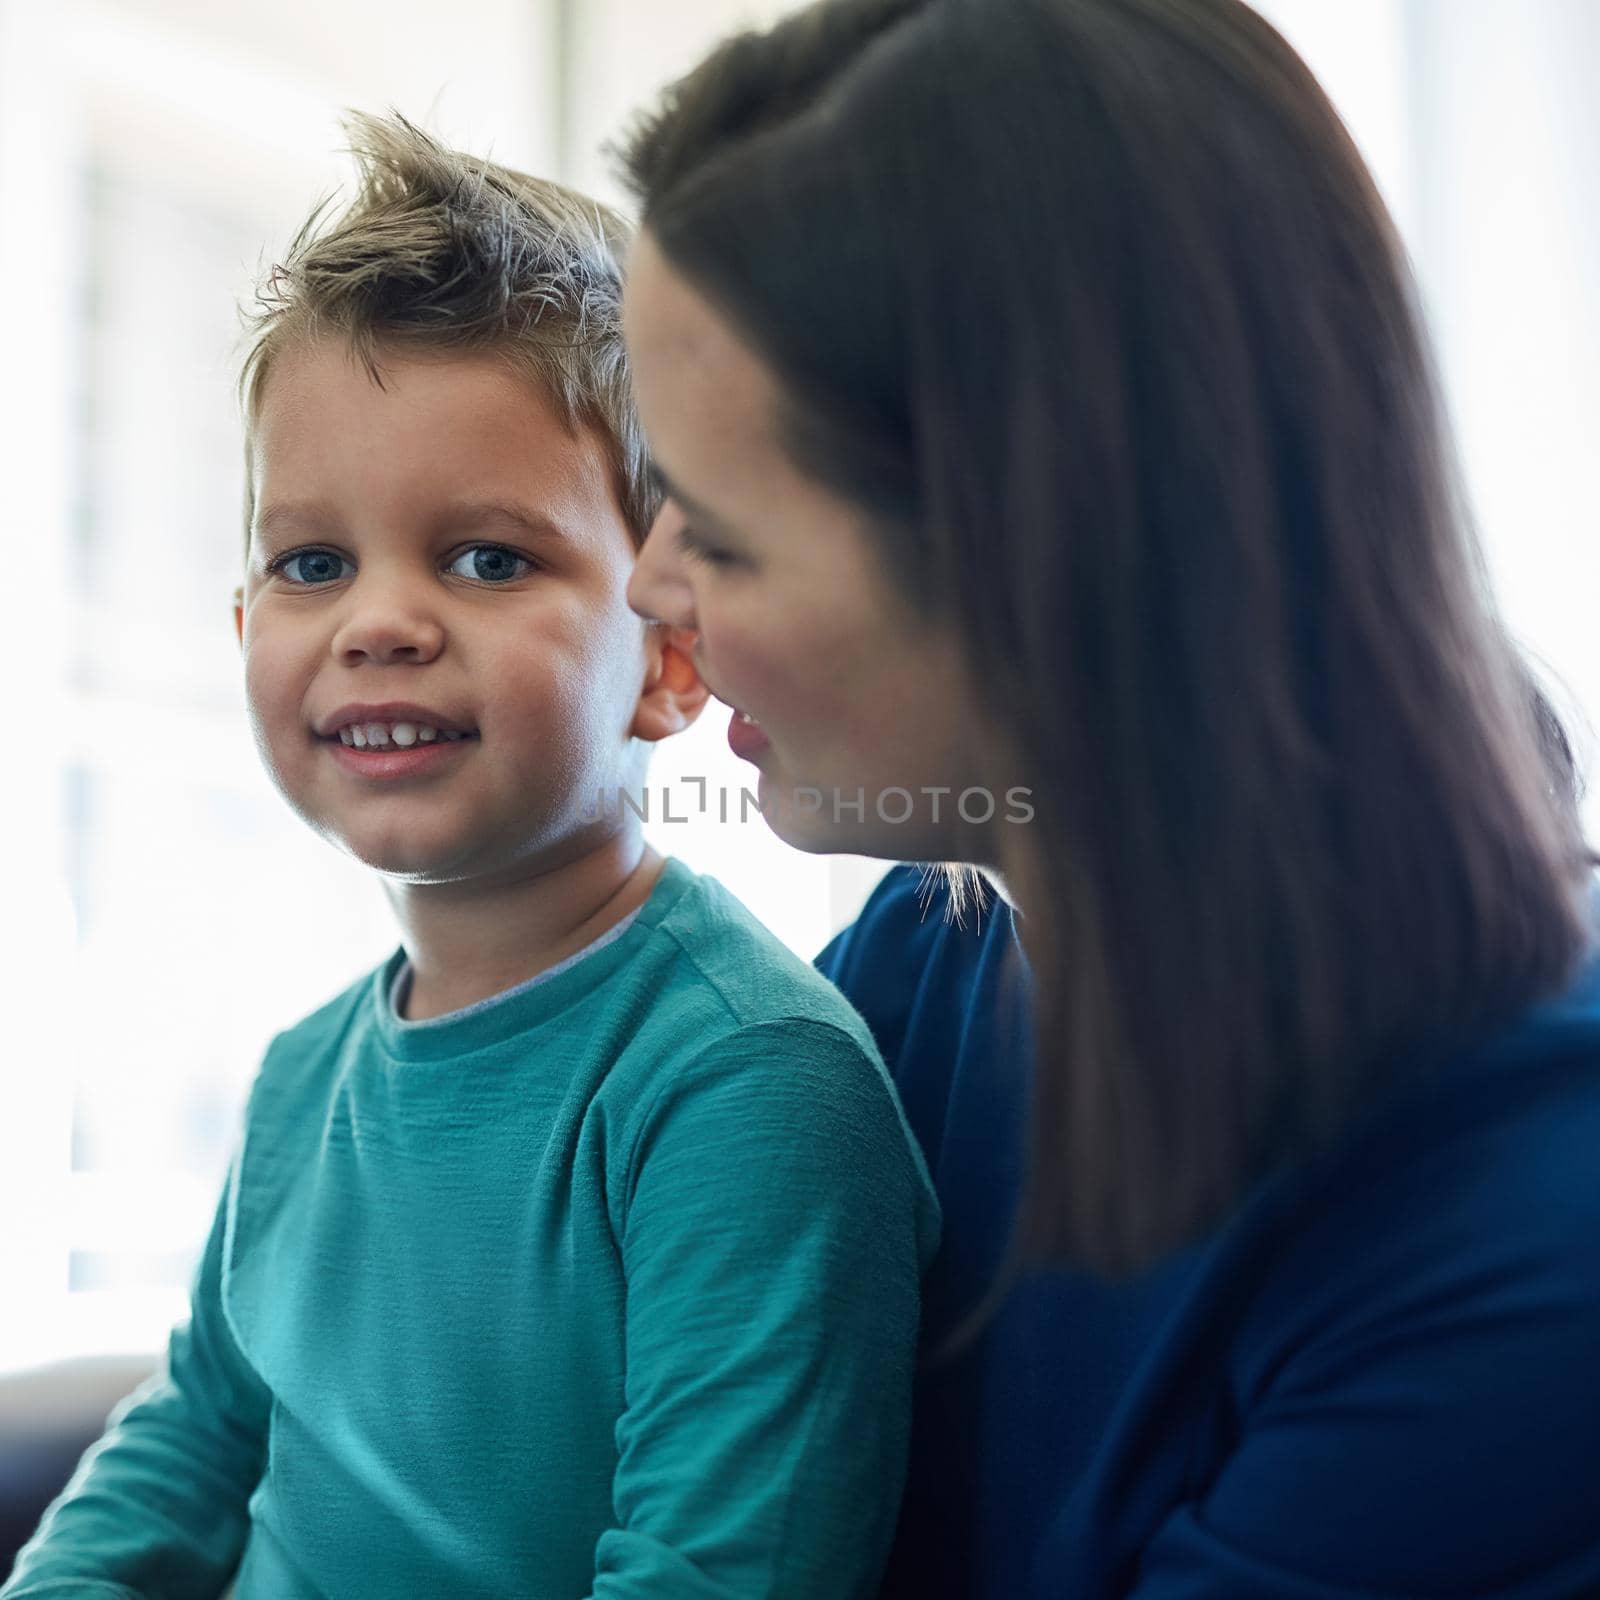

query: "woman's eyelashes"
left=677, top=523, right=742, bottom=570
left=265, top=543, right=536, bottom=587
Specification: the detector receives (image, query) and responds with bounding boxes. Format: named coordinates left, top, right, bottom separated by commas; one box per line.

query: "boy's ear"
left=231, top=586, right=244, bottom=649
left=631, top=625, right=710, bottom=743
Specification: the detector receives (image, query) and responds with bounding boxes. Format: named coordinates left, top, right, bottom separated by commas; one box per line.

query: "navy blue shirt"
left=818, top=866, right=1600, bottom=1597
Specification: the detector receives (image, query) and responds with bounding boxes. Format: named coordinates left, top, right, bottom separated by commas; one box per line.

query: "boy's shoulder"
left=248, top=958, right=389, bottom=1106
left=616, top=860, right=931, bottom=1176
left=617, top=859, right=940, bottom=1256
left=636, top=857, right=878, bottom=1055
left=273, top=962, right=383, bottom=1041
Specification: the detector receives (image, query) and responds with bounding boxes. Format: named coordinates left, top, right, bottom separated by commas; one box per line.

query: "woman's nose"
left=329, top=578, right=445, bottom=667
left=627, top=504, right=698, bottom=629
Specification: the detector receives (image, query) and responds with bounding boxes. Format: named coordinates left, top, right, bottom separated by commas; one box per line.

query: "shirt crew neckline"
left=387, top=907, right=643, bottom=1023
left=370, top=856, right=698, bottom=1065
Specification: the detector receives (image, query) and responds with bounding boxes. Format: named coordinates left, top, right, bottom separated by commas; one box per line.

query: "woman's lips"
left=727, top=707, right=770, bottom=761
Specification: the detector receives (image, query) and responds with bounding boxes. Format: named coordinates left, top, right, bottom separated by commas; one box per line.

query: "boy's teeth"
left=337, top=719, right=469, bottom=748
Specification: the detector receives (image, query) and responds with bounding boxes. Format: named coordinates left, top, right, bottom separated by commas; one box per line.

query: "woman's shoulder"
left=818, top=865, right=975, bottom=975
left=1241, top=955, right=1600, bottom=1354
left=1198, top=962, right=1600, bottom=1589
left=817, top=866, right=1023, bottom=1064
left=1050, top=959, right=1600, bottom=1595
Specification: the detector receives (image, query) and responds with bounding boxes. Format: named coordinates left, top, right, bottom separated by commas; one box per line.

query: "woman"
left=621, top=0, right=1600, bottom=1594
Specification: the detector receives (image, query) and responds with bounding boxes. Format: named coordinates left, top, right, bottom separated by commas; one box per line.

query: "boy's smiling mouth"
left=316, top=701, right=481, bottom=775
left=334, top=721, right=471, bottom=749
left=318, top=702, right=480, bottom=741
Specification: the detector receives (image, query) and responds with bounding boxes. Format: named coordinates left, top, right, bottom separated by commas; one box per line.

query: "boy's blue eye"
left=447, top=545, right=533, bottom=583
left=272, top=549, right=353, bottom=585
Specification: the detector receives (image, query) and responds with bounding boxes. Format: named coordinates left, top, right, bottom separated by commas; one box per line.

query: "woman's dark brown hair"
left=622, top=0, right=1592, bottom=1273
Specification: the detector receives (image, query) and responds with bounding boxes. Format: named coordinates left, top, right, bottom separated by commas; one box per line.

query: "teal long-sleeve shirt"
left=7, top=858, right=940, bottom=1598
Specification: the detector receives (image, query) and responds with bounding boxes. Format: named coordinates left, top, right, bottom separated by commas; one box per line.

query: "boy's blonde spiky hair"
left=240, top=111, right=656, bottom=545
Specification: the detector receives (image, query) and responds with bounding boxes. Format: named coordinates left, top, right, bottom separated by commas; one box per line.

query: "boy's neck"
left=386, top=831, right=665, bottom=1022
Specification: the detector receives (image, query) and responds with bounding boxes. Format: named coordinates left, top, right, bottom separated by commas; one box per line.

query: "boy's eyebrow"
left=252, top=501, right=576, bottom=546
left=254, top=502, right=340, bottom=544
left=438, top=502, right=575, bottom=545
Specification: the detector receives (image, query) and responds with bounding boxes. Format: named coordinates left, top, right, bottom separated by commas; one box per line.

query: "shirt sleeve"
left=2, top=1160, right=272, bottom=1599
left=1121, top=1101, right=1600, bottom=1599
left=590, top=1016, right=939, bottom=1600
left=1120, top=1305, right=1600, bottom=1596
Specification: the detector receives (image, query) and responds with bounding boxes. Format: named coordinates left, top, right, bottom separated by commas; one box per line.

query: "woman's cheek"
left=714, top=618, right=812, bottom=723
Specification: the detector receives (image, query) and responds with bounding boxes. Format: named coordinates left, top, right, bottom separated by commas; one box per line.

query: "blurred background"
left=0, top=0, right=1595, bottom=1377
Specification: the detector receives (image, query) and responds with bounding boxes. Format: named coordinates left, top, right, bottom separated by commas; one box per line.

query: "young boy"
left=4, top=116, right=938, bottom=1600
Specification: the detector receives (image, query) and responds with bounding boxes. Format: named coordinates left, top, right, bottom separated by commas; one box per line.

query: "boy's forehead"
left=254, top=338, right=553, bottom=431
left=247, top=343, right=632, bottom=556
left=254, top=343, right=560, bottom=485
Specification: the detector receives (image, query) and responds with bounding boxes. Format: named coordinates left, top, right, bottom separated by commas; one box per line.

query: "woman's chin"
left=751, top=772, right=974, bottom=860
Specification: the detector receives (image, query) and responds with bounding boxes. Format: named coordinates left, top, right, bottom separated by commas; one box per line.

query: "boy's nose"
left=627, top=505, right=697, bottom=629
left=330, top=591, right=445, bottom=667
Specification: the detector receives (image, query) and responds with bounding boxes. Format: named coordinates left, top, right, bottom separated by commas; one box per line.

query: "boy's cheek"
left=241, top=647, right=298, bottom=728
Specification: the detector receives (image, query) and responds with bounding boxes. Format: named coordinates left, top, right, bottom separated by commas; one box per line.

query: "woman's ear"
left=632, top=625, right=711, bottom=743
left=232, top=586, right=244, bottom=648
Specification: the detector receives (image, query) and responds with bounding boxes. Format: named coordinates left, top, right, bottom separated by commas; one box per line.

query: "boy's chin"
left=322, top=825, right=489, bottom=885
